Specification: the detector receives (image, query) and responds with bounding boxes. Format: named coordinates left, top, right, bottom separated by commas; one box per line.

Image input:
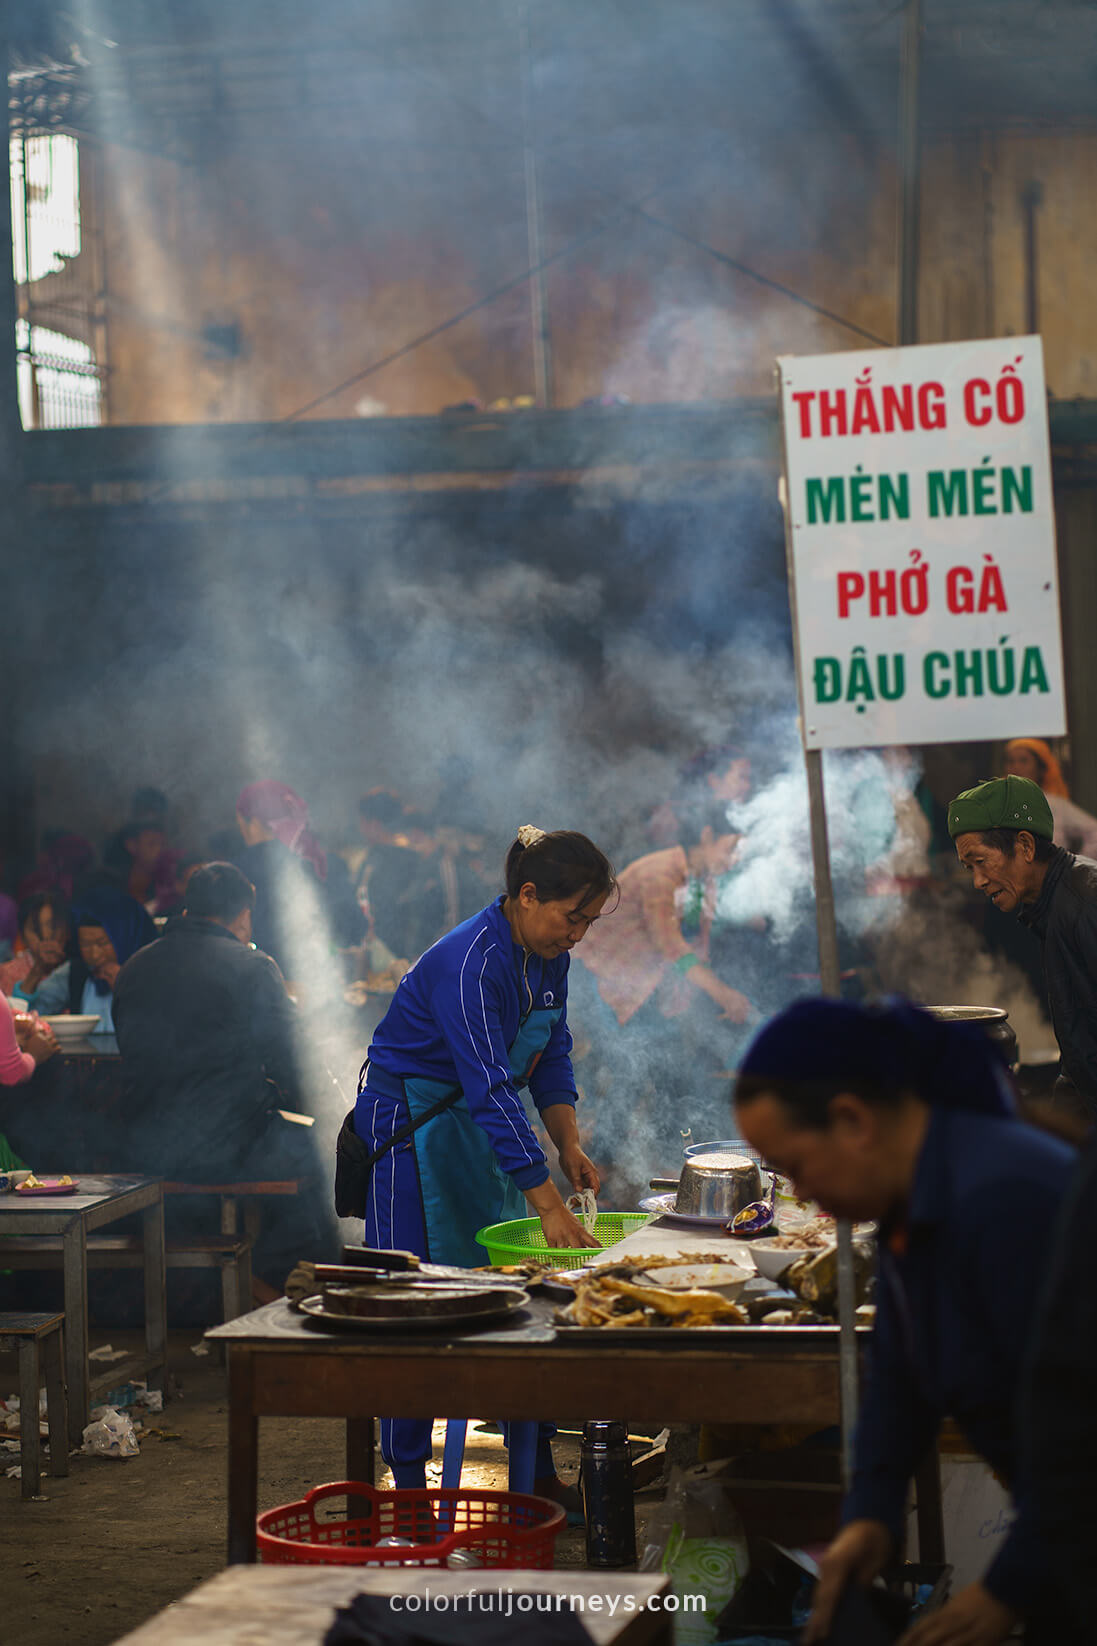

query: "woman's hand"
left=684, top=965, right=754, bottom=1024
left=803, top=1519, right=893, bottom=1643
left=525, top=1178, right=602, bottom=1249
left=17, top=1018, right=58, bottom=1066
left=713, top=984, right=754, bottom=1024
left=13, top=1014, right=56, bottom=1059
left=27, top=1027, right=59, bottom=1065
left=896, top=1583, right=1016, bottom=1646
left=558, top=1143, right=601, bottom=1197
left=538, top=1203, right=602, bottom=1249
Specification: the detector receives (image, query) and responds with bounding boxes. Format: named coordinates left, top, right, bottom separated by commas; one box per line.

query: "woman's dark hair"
left=979, top=826, right=1056, bottom=863
left=18, top=891, right=70, bottom=935
left=735, top=1071, right=899, bottom=1130
left=504, top=830, right=617, bottom=909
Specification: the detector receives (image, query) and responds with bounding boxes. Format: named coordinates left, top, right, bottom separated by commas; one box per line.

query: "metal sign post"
left=804, top=748, right=859, bottom=1486
left=778, top=480, right=861, bottom=1492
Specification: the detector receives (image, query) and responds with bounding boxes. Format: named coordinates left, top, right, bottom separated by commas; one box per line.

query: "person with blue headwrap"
left=32, top=885, right=156, bottom=1032
left=734, top=997, right=1076, bottom=1646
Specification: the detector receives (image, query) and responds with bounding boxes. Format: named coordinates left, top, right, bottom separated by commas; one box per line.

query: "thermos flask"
left=580, top=1419, right=636, bottom=1567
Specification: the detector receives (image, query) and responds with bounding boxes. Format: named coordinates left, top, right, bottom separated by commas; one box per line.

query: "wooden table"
left=0, top=1174, right=166, bottom=1446
left=210, top=1295, right=854, bottom=1564
left=109, top=1567, right=674, bottom=1644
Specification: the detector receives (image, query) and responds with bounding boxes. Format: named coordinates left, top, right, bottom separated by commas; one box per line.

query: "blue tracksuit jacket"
left=365, top=896, right=578, bottom=1191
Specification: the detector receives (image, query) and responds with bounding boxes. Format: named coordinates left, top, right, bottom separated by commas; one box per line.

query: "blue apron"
left=357, top=1007, right=563, bottom=1476
left=360, top=1006, right=563, bottom=1269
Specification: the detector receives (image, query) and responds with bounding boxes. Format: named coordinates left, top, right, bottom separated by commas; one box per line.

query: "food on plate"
left=554, top=1254, right=758, bottom=1329
left=556, top=1270, right=748, bottom=1329
left=759, top=1230, right=832, bottom=1251
left=783, top=1241, right=876, bottom=1314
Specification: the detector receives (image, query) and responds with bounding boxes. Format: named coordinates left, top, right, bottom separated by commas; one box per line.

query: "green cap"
left=947, top=776, right=1054, bottom=840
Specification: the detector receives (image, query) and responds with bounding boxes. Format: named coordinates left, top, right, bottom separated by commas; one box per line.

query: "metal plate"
left=298, top=1289, right=530, bottom=1333
left=637, top=1193, right=738, bottom=1227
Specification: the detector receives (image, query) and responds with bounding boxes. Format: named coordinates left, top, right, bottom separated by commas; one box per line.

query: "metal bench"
left=0, top=1310, right=68, bottom=1499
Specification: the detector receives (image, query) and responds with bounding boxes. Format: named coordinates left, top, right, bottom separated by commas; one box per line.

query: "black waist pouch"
left=334, top=1084, right=463, bottom=1220
left=334, top=1108, right=374, bottom=1219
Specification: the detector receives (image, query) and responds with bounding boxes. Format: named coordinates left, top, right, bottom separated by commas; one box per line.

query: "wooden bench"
left=164, top=1180, right=303, bottom=1310
left=0, top=1182, right=301, bottom=1325
left=0, top=1234, right=254, bottom=1324
left=0, top=1310, right=68, bottom=1499
left=164, top=1180, right=300, bottom=1249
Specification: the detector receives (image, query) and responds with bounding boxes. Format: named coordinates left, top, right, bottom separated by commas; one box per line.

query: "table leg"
left=44, top=1323, right=69, bottom=1479
left=227, top=1348, right=259, bottom=1564
left=914, top=1441, right=945, bottom=1564
left=142, top=1194, right=167, bottom=1390
left=62, top=1217, right=89, bottom=1450
left=18, top=1337, right=40, bottom=1499
left=346, top=1417, right=375, bottom=1519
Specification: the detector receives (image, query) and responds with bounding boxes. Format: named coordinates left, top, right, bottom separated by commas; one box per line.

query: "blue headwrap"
left=738, top=996, right=1016, bottom=1118
left=71, top=886, right=157, bottom=995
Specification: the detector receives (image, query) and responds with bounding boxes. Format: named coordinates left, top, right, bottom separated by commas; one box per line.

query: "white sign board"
left=778, top=335, right=1066, bottom=749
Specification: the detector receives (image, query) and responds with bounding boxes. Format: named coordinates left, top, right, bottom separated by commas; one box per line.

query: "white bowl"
left=42, top=1014, right=103, bottom=1041
left=748, top=1238, right=832, bottom=1283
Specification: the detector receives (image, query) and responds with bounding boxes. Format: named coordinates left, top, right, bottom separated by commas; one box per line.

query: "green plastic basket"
left=475, top=1212, right=652, bottom=1269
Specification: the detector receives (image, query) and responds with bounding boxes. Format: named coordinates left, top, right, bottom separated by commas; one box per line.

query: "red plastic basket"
left=256, top=1481, right=565, bottom=1569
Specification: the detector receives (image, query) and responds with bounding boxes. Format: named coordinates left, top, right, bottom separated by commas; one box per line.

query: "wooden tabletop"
left=108, top=1567, right=674, bottom=1645
left=0, top=1173, right=161, bottom=1223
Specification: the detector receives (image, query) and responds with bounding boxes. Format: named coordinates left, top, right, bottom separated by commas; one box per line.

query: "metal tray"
left=638, top=1192, right=738, bottom=1228
left=298, top=1288, right=530, bottom=1333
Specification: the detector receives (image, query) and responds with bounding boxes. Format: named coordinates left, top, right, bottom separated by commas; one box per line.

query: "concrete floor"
left=0, top=1328, right=660, bottom=1646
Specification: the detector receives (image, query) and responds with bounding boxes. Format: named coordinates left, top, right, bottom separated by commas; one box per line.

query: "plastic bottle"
left=580, top=1420, right=636, bottom=1568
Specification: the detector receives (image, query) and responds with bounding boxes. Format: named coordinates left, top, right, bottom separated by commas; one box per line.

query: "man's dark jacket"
left=1018, top=846, right=1097, bottom=1097
left=112, top=916, right=301, bottom=1179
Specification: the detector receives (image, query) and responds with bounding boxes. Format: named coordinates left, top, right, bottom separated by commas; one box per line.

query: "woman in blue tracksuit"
left=352, top=825, right=616, bottom=1495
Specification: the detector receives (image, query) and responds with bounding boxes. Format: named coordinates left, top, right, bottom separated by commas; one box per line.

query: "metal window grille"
left=10, top=133, right=106, bottom=429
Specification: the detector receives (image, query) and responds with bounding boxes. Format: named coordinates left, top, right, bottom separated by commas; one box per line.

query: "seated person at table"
left=0, top=993, right=55, bottom=1085
left=35, top=886, right=155, bottom=1032
left=112, top=862, right=335, bottom=1284
left=0, top=893, right=71, bottom=1008
left=0, top=992, right=56, bottom=1168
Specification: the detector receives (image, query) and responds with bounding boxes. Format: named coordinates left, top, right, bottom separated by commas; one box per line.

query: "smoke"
left=11, top=1, right=1063, bottom=1217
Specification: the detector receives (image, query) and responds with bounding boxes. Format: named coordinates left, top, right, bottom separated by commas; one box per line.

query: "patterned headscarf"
left=236, top=781, right=327, bottom=881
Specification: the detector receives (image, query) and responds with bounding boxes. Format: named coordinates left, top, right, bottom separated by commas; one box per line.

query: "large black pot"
left=924, top=1004, right=1018, bottom=1068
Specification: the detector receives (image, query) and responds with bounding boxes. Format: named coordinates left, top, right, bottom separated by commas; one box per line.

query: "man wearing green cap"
left=949, top=773, right=1097, bottom=1116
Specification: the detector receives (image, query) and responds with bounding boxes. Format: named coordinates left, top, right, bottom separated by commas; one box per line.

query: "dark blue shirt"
left=844, top=1104, right=1074, bottom=1612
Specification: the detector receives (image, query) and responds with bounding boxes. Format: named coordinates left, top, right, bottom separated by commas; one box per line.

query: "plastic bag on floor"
left=81, top=1406, right=140, bottom=1459
left=640, top=1459, right=750, bottom=1645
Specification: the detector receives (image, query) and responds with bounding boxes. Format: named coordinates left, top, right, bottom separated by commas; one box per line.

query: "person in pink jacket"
left=0, top=994, right=56, bottom=1086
